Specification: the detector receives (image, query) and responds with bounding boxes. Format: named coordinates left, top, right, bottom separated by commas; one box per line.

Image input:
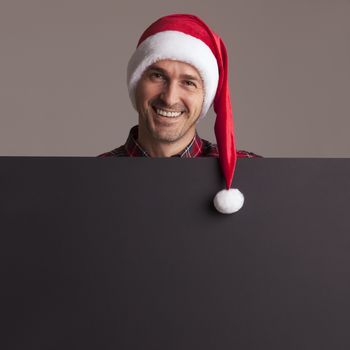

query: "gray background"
left=0, top=0, right=349, bottom=157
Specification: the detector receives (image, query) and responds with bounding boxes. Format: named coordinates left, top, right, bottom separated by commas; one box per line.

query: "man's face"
left=135, top=59, right=204, bottom=144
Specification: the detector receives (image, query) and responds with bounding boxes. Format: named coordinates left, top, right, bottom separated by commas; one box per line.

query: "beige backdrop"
left=0, top=0, right=349, bottom=157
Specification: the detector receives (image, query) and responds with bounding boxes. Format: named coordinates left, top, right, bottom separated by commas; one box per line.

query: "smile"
left=153, top=106, right=184, bottom=118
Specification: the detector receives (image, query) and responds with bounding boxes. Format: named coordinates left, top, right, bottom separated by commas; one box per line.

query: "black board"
left=1, top=157, right=350, bottom=349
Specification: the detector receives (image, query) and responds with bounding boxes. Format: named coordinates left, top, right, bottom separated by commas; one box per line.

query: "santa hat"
left=127, top=14, right=244, bottom=214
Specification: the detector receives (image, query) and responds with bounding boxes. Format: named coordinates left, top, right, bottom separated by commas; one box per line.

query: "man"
left=99, top=14, right=261, bottom=213
left=99, top=14, right=260, bottom=160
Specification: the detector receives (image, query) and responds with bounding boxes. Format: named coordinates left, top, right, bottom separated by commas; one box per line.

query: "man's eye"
left=184, top=80, right=196, bottom=87
left=151, top=73, right=164, bottom=79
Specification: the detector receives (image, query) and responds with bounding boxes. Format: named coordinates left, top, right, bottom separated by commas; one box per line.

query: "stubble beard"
left=143, top=108, right=197, bottom=144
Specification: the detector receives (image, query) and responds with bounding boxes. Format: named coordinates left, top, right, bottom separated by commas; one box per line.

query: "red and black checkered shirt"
left=98, top=125, right=262, bottom=158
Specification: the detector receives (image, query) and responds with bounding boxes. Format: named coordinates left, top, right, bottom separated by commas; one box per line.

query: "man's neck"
left=137, top=127, right=196, bottom=157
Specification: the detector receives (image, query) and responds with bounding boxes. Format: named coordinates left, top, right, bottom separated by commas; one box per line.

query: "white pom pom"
left=213, top=188, right=244, bottom=214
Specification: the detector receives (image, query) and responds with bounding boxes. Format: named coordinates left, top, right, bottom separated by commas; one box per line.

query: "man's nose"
left=160, top=81, right=180, bottom=107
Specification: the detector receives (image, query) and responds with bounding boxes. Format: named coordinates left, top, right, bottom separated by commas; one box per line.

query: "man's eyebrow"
left=147, top=66, right=202, bottom=84
left=180, top=74, right=202, bottom=83
left=147, top=67, right=167, bottom=74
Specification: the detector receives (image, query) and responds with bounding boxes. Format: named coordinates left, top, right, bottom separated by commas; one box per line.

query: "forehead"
left=147, top=59, right=202, bottom=81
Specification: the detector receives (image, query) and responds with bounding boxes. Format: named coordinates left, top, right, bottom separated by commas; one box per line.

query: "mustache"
left=151, top=99, right=186, bottom=113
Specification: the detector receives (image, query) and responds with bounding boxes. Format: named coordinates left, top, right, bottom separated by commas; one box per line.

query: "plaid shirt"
left=98, top=125, right=262, bottom=158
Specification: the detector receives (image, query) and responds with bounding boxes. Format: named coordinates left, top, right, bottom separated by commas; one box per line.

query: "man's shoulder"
left=200, top=139, right=262, bottom=158
left=98, top=145, right=127, bottom=157
left=236, top=150, right=263, bottom=158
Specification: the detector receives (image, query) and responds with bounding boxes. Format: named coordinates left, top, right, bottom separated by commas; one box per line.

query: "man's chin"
left=147, top=118, right=183, bottom=143
left=149, top=129, right=183, bottom=144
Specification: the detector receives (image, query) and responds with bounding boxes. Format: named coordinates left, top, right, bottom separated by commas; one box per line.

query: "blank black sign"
left=1, top=157, right=350, bottom=349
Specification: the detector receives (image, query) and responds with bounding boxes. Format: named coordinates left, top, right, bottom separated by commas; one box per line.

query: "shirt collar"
left=124, top=125, right=203, bottom=158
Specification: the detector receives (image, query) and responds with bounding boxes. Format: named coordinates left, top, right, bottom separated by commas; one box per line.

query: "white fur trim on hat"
left=127, top=30, right=219, bottom=119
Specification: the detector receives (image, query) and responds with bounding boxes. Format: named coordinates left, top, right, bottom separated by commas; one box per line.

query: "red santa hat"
left=127, top=14, right=244, bottom=214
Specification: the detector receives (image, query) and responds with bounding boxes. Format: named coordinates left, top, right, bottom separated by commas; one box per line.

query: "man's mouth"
left=152, top=106, right=184, bottom=118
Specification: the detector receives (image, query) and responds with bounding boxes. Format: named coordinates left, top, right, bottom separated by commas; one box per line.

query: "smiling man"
left=99, top=14, right=261, bottom=213
left=99, top=13, right=260, bottom=160
left=135, top=59, right=205, bottom=157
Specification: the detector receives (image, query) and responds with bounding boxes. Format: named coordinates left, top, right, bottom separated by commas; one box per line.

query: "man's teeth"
left=156, top=108, right=182, bottom=118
